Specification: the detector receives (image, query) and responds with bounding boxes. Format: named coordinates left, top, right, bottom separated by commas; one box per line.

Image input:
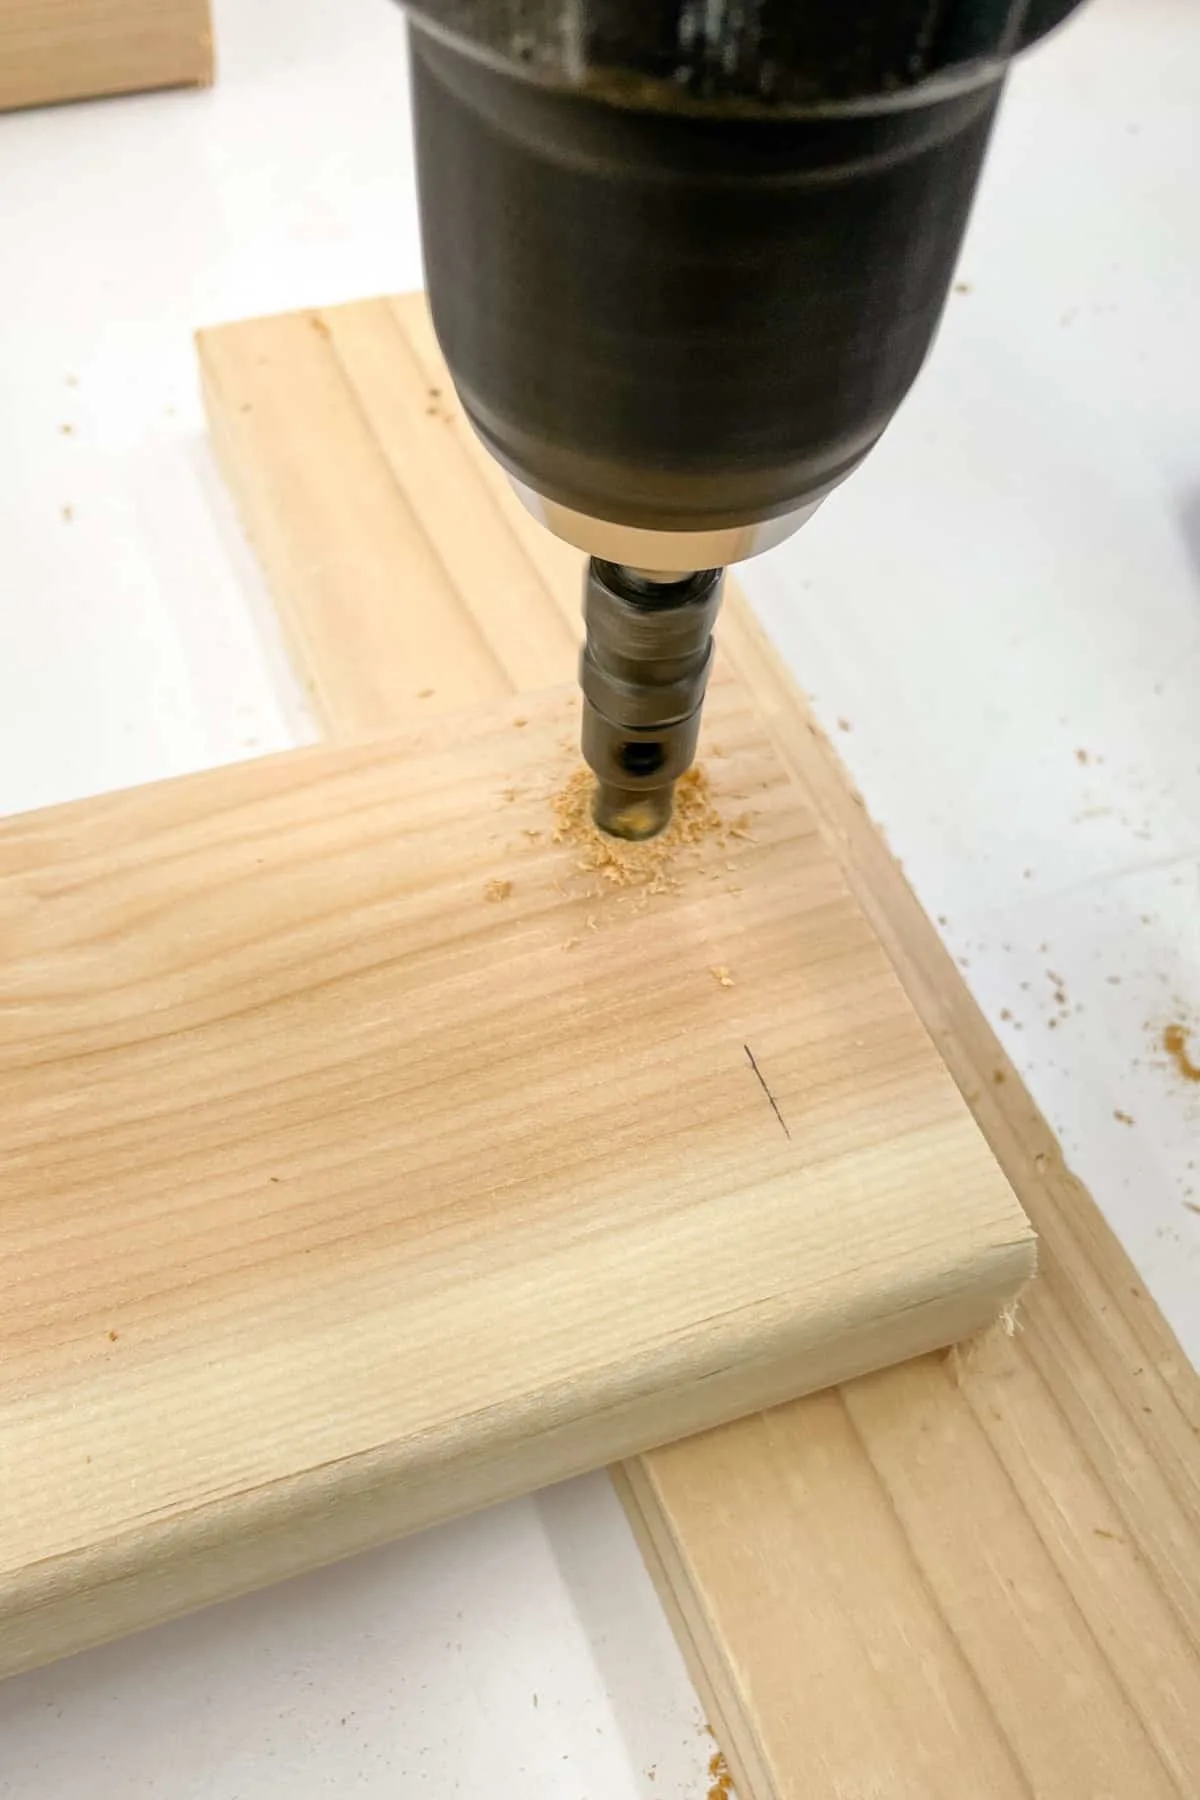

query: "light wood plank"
left=0, top=673, right=1030, bottom=1677
left=0, top=0, right=211, bottom=112
left=198, top=295, right=1200, bottom=1797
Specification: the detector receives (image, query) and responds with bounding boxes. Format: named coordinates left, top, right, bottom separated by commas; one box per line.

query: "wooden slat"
left=198, top=296, right=1200, bottom=1797
left=0, top=0, right=211, bottom=112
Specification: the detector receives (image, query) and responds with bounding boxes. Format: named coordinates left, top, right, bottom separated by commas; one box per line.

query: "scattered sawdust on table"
left=483, top=878, right=512, bottom=902
left=708, top=1749, right=735, bottom=1800
left=1163, top=1022, right=1200, bottom=1082
left=710, top=966, right=735, bottom=988
left=550, top=764, right=745, bottom=900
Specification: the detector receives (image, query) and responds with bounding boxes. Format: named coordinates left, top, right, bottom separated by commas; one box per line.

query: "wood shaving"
left=1164, top=1022, right=1200, bottom=1082
left=710, top=966, right=735, bottom=988
left=707, top=1750, right=734, bottom=1800
left=948, top=1297, right=1022, bottom=1386
left=483, top=878, right=512, bottom=903
left=550, top=764, right=732, bottom=897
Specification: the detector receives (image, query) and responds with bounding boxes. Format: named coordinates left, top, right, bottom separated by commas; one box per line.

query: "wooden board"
left=199, top=295, right=1200, bottom=1797
left=0, top=0, right=211, bottom=113
left=0, top=675, right=1031, bottom=1678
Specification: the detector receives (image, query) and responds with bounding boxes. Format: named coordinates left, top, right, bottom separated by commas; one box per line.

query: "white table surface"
left=0, top=0, right=1196, bottom=1793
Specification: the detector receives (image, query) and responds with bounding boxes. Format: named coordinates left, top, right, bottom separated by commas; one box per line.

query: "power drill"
left=395, top=1, right=1086, bottom=837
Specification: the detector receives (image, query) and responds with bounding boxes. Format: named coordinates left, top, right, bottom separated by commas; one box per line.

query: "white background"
left=0, top=0, right=1197, bottom=1793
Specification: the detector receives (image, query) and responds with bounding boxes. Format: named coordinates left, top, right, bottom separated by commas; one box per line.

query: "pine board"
left=0, top=650, right=1031, bottom=1680
left=0, top=0, right=211, bottom=112
left=199, top=294, right=1200, bottom=1797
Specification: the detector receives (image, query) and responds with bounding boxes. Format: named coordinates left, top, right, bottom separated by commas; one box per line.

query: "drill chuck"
left=581, top=562, right=724, bottom=839
left=397, top=0, right=1088, bottom=837
left=408, top=29, right=1004, bottom=560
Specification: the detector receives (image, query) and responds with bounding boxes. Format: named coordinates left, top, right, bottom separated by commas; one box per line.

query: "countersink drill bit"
left=580, top=561, right=725, bottom=840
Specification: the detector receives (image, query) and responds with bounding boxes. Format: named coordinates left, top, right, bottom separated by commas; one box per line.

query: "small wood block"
left=0, top=0, right=212, bottom=113
left=0, top=676, right=1031, bottom=1676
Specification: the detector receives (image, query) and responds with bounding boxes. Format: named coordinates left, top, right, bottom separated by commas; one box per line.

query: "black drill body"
left=396, top=0, right=1086, bottom=833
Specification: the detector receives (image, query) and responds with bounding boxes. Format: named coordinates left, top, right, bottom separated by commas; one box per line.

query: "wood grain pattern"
left=0, top=668, right=1030, bottom=1676
left=0, top=0, right=211, bottom=112
left=199, top=294, right=1200, bottom=1797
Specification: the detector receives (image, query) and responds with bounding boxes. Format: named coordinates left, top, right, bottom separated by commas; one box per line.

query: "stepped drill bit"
left=579, top=560, right=725, bottom=840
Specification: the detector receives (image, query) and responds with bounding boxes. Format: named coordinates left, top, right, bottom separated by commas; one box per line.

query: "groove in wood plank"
left=197, top=296, right=1200, bottom=1797
left=390, top=293, right=588, bottom=641
left=0, top=0, right=212, bottom=112
left=331, top=300, right=579, bottom=691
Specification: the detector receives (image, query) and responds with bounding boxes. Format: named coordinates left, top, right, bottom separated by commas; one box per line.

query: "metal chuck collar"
left=580, top=559, right=725, bottom=841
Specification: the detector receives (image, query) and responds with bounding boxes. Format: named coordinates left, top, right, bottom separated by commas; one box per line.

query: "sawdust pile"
left=551, top=764, right=729, bottom=895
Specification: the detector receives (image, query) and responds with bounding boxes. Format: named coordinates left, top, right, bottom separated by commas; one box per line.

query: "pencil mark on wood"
left=744, top=1043, right=790, bottom=1138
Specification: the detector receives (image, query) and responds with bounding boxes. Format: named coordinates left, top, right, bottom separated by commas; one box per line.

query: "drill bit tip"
left=591, top=780, right=674, bottom=841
